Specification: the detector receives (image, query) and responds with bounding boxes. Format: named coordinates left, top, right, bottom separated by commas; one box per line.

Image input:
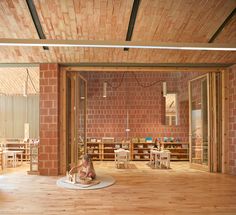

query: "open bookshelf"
left=131, top=141, right=155, bottom=160
left=160, top=142, right=189, bottom=161
left=86, top=138, right=131, bottom=161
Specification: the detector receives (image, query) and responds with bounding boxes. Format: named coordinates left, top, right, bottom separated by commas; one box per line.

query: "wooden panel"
left=59, top=67, right=67, bottom=174
left=222, top=69, right=229, bottom=174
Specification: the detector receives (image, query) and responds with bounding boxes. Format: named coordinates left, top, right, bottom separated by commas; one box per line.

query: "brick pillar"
left=39, top=64, right=60, bottom=176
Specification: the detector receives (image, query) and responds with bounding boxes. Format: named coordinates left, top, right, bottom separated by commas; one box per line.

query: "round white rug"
left=56, top=174, right=116, bottom=190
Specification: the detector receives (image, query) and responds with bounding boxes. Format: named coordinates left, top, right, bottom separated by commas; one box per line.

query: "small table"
left=3, top=150, right=23, bottom=168
left=150, top=149, right=171, bottom=169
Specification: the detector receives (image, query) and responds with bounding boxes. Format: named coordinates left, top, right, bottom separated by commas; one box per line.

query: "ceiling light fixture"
left=0, top=39, right=235, bottom=51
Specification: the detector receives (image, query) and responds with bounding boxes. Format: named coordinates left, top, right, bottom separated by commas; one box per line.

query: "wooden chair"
left=155, top=151, right=171, bottom=169
left=115, top=149, right=129, bottom=168
left=160, top=151, right=171, bottom=168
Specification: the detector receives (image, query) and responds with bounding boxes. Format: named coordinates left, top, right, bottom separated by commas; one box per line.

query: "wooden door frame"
left=221, top=69, right=229, bottom=174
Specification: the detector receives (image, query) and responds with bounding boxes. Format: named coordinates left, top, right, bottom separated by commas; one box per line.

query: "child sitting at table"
left=69, top=154, right=96, bottom=180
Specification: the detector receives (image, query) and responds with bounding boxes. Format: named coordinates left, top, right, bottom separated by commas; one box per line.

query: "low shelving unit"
left=86, top=138, right=189, bottom=161
left=160, top=142, right=189, bottom=161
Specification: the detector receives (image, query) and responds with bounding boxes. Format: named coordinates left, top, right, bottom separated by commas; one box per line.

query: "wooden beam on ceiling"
left=124, top=0, right=141, bottom=51
left=65, top=66, right=224, bottom=73
left=209, top=7, right=236, bottom=43
left=26, top=0, right=49, bottom=50
left=0, top=38, right=235, bottom=51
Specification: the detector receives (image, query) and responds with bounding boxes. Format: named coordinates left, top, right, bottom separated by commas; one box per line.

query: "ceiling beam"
left=65, top=66, right=225, bottom=73
left=26, top=0, right=49, bottom=50
left=0, top=38, right=235, bottom=51
left=209, top=8, right=236, bottom=43
left=124, top=0, right=141, bottom=51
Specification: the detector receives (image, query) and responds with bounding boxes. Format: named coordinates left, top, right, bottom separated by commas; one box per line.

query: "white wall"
left=0, top=95, right=39, bottom=138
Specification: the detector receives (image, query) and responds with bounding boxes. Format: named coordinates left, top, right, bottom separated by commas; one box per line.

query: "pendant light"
left=103, top=82, right=107, bottom=98
left=163, top=82, right=167, bottom=97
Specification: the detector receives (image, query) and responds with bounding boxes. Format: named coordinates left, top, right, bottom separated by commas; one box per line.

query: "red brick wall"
left=39, top=64, right=59, bottom=176
left=84, top=72, right=192, bottom=141
left=229, top=65, right=236, bottom=175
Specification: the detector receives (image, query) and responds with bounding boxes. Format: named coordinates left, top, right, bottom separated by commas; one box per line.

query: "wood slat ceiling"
left=0, top=67, right=39, bottom=95
left=0, top=0, right=235, bottom=64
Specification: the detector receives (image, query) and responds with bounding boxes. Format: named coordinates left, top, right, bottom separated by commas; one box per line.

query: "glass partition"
left=189, top=75, right=209, bottom=169
left=66, top=72, right=87, bottom=171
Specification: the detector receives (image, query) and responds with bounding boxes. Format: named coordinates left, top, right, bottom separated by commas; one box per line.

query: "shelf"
left=133, top=152, right=150, bottom=154
left=171, top=153, right=189, bottom=155
left=161, top=142, right=189, bottom=144
left=88, top=153, right=101, bottom=155
left=133, top=158, right=149, bottom=161
left=87, top=138, right=189, bottom=161
left=133, top=147, right=152, bottom=150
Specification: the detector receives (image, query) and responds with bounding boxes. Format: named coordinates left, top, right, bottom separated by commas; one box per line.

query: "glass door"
left=189, top=74, right=209, bottom=171
left=66, top=72, right=87, bottom=171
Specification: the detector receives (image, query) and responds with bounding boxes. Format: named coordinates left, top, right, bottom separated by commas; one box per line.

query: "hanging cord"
left=105, top=72, right=125, bottom=90
left=27, top=69, right=39, bottom=94
left=131, top=72, right=163, bottom=88
left=104, top=72, right=164, bottom=89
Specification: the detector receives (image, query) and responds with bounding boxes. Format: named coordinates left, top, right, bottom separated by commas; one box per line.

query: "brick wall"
left=229, top=65, right=236, bottom=175
left=39, top=64, right=59, bottom=176
left=83, top=71, right=197, bottom=141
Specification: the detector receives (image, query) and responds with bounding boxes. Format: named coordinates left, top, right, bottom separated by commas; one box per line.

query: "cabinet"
left=131, top=141, right=155, bottom=160
left=160, top=142, right=189, bottom=161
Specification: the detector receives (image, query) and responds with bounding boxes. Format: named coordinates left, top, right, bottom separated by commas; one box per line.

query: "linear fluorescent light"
left=0, top=39, right=235, bottom=51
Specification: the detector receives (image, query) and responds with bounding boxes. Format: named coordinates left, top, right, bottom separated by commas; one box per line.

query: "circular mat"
left=57, top=174, right=115, bottom=190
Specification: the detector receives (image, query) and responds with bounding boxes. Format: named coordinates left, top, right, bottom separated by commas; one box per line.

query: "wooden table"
left=3, top=150, right=23, bottom=168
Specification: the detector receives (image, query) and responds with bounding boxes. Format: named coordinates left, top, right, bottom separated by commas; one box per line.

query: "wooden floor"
left=0, top=161, right=236, bottom=215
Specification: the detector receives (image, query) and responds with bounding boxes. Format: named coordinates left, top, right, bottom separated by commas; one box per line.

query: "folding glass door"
left=189, top=74, right=209, bottom=171
left=66, top=72, right=87, bottom=171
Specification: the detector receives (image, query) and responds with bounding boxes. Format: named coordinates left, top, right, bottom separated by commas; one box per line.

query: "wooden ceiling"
left=0, top=0, right=235, bottom=64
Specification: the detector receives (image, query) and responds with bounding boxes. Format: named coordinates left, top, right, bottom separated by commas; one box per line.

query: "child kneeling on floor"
left=69, top=154, right=96, bottom=180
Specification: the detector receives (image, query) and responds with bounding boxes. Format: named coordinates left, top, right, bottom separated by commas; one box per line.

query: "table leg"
left=21, top=153, right=23, bottom=166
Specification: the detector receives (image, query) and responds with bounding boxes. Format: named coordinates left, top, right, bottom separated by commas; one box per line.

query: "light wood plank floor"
left=0, top=161, right=236, bottom=215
